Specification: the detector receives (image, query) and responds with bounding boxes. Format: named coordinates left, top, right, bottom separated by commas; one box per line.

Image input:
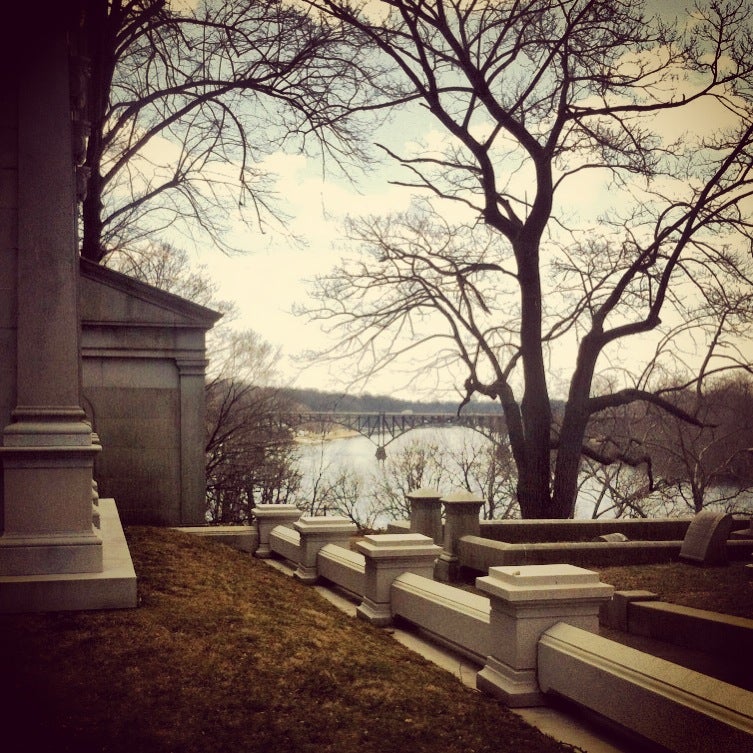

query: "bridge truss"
left=278, top=411, right=507, bottom=459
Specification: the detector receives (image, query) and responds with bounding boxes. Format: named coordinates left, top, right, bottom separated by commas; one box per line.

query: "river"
left=290, top=427, right=753, bottom=528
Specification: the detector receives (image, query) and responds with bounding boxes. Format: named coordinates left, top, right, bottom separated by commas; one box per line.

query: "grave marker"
left=679, top=510, right=734, bottom=566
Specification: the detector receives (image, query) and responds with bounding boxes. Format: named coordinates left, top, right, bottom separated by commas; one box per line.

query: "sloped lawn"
left=0, top=527, right=574, bottom=753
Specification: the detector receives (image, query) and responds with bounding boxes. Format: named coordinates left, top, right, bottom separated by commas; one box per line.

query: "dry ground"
left=0, top=527, right=574, bottom=753
left=1, top=528, right=749, bottom=753
left=597, top=561, right=753, bottom=619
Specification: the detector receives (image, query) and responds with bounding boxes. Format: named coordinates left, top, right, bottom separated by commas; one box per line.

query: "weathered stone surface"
left=679, top=510, right=735, bottom=566
left=435, top=489, right=484, bottom=582
left=356, top=533, right=441, bottom=626
left=253, top=504, right=301, bottom=558
left=407, top=487, right=443, bottom=544
left=293, top=516, right=357, bottom=584
left=80, top=259, right=220, bottom=526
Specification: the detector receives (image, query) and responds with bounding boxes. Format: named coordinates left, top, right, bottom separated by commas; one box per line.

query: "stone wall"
left=80, top=260, right=220, bottom=525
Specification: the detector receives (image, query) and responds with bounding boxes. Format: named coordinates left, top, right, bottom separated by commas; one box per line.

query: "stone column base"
left=0, top=499, right=137, bottom=613
left=433, top=552, right=459, bottom=582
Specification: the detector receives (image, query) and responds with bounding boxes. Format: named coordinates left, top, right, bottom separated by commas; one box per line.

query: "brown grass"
left=0, top=527, right=574, bottom=753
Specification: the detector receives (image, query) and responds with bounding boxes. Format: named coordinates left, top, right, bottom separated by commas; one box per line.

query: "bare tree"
left=81, top=0, right=370, bottom=261
left=641, top=376, right=753, bottom=514
left=304, top=0, right=753, bottom=518
left=204, top=328, right=301, bottom=522
left=368, top=436, right=448, bottom=521
left=447, top=431, right=518, bottom=519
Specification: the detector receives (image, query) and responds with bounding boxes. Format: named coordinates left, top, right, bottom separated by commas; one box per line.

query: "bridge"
left=278, top=411, right=506, bottom=459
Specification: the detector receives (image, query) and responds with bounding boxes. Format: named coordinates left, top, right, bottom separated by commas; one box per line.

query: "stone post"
left=434, top=490, right=484, bottom=582
left=355, top=533, right=441, bottom=626
left=407, top=487, right=443, bottom=545
left=475, top=564, right=613, bottom=707
left=293, top=516, right=358, bottom=584
left=253, top=504, right=301, bottom=558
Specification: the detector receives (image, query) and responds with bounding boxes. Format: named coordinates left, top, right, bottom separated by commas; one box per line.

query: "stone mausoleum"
left=0, top=3, right=215, bottom=611
left=80, top=259, right=220, bottom=526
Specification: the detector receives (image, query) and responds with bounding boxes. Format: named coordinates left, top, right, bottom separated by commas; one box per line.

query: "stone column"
left=253, top=504, right=302, bottom=558
left=355, top=533, right=441, bottom=626
left=176, top=356, right=209, bottom=525
left=475, top=564, right=613, bottom=707
left=0, top=9, right=102, bottom=577
left=293, top=516, right=358, bottom=584
left=434, top=490, right=484, bottom=582
left=407, top=487, right=443, bottom=545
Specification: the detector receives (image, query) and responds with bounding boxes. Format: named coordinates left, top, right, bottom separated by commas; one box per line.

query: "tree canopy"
left=303, top=0, right=753, bottom=517
left=81, top=0, right=370, bottom=262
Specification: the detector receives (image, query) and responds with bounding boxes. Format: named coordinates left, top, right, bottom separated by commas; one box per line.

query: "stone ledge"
left=174, top=526, right=258, bottom=553
left=391, top=572, right=490, bottom=664
left=317, top=544, right=365, bottom=598
left=0, top=498, right=137, bottom=613
left=538, top=621, right=753, bottom=753
left=629, top=600, right=753, bottom=659
left=269, top=524, right=301, bottom=565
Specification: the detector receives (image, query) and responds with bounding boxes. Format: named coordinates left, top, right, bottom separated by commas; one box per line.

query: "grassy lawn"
left=0, top=527, right=574, bottom=753
left=597, top=561, right=753, bottom=620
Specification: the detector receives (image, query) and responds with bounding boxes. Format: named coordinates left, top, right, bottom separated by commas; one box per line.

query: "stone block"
left=407, top=487, right=443, bottom=544
left=253, top=504, right=301, bottom=558
left=293, top=516, right=357, bottom=584
left=475, top=564, right=613, bottom=707
left=318, top=543, right=365, bottom=597
left=391, top=571, right=491, bottom=663
left=538, top=622, right=753, bottom=753
left=0, top=499, right=137, bottom=613
left=435, top=490, right=484, bottom=582
left=355, top=533, right=442, bottom=626
left=600, top=589, right=659, bottom=631
left=269, top=524, right=301, bottom=564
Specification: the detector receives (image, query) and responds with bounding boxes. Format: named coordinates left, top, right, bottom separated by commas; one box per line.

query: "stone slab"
left=538, top=621, right=753, bottom=753
left=477, top=564, right=613, bottom=603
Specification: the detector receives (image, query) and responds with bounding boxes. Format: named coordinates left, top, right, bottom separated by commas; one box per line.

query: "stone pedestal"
left=253, top=504, right=301, bottom=558
left=293, top=516, right=357, bottom=584
left=0, top=6, right=137, bottom=612
left=475, top=564, right=613, bottom=707
left=1, top=416, right=102, bottom=575
left=434, top=490, right=484, bottom=582
left=407, top=487, right=443, bottom=544
left=355, top=534, right=441, bottom=626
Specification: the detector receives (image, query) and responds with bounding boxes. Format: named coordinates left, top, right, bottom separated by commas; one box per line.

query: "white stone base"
left=476, top=655, right=545, bottom=707
left=0, top=498, right=137, bottom=613
left=356, top=596, right=393, bottom=626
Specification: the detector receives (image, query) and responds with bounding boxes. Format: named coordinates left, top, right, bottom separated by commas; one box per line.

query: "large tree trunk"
left=551, top=336, right=601, bottom=518
left=515, top=237, right=553, bottom=519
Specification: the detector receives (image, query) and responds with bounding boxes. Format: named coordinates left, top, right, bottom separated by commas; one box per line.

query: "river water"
left=291, top=427, right=598, bottom=526
left=291, top=427, right=753, bottom=527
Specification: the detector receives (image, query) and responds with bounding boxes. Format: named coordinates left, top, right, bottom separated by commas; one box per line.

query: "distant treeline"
left=282, top=386, right=564, bottom=415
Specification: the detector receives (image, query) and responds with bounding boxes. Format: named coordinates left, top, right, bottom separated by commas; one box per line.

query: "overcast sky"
left=189, top=1, right=753, bottom=401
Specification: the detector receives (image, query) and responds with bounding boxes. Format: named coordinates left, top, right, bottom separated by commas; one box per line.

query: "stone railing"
left=239, top=499, right=753, bottom=752
left=538, top=622, right=753, bottom=753
left=250, top=504, right=614, bottom=709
